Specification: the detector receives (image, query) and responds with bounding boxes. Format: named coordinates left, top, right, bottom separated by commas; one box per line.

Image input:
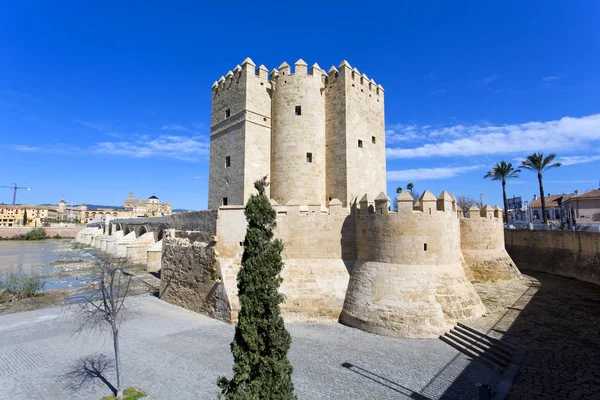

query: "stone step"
left=445, top=331, right=511, bottom=369
left=448, top=328, right=512, bottom=364
left=457, top=322, right=517, bottom=352
left=440, top=334, right=505, bottom=373
left=454, top=325, right=515, bottom=357
left=445, top=332, right=510, bottom=372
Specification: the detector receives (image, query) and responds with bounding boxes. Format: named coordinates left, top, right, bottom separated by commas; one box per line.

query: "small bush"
left=101, top=387, right=147, bottom=400
left=25, top=228, right=47, bottom=240
left=0, top=269, right=45, bottom=301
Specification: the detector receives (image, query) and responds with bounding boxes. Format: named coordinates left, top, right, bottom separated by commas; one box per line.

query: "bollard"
left=475, top=382, right=491, bottom=400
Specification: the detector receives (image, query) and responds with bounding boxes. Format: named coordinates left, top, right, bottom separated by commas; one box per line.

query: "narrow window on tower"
left=225, top=156, right=231, bottom=168
left=222, top=197, right=228, bottom=206
left=358, top=139, right=363, bottom=148
left=306, top=152, right=312, bottom=163
left=372, top=136, right=376, bottom=144
left=225, top=108, right=231, bottom=118
left=295, top=106, right=302, bottom=116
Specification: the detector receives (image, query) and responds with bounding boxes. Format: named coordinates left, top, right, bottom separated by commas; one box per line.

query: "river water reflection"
left=0, top=239, right=98, bottom=290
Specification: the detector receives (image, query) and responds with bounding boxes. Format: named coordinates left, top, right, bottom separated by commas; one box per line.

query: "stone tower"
left=208, top=58, right=272, bottom=209
left=208, top=58, right=386, bottom=209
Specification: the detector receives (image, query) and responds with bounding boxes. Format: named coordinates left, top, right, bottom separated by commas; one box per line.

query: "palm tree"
left=406, top=183, right=414, bottom=195
left=396, top=186, right=403, bottom=194
left=521, top=152, right=561, bottom=223
left=484, top=161, right=521, bottom=222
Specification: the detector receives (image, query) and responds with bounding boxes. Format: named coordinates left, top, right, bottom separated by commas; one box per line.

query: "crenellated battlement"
left=212, top=58, right=383, bottom=96
left=211, top=57, right=270, bottom=96
left=325, top=60, right=384, bottom=96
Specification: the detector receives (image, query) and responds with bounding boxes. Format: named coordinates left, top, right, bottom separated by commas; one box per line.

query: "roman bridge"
left=76, top=210, right=218, bottom=272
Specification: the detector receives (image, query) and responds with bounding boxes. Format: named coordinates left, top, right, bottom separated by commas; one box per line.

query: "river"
left=0, top=239, right=99, bottom=291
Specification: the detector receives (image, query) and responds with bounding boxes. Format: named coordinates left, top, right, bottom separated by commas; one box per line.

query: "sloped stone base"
left=340, top=261, right=485, bottom=338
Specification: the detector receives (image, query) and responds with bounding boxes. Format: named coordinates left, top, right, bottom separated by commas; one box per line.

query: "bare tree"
left=74, top=258, right=132, bottom=400
left=456, top=195, right=476, bottom=217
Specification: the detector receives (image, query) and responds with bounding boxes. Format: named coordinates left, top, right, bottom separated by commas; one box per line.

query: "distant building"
left=529, top=194, right=562, bottom=221
left=123, top=192, right=171, bottom=217
left=0, top=205, right=59, bottom=227
left=562, top=189, right=600, bottom=227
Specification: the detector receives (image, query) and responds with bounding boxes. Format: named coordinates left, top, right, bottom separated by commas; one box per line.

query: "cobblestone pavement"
left=470, top=271, right=600, bottom=399
left=0, top=295, right=495, bottom=400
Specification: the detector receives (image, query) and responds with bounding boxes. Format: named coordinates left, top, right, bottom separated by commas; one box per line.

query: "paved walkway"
left=0, top=296, right=495, bottom=399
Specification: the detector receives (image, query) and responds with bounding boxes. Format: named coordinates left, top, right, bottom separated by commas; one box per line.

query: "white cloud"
left=4, top=89, right=43, bottom=102
left=557, top=155, right=600, bottom=166
left=13, top=145, right=41, bottom=152
left=542, top=76, right=560, bottom=82
left=387, top=114, right=600, bottom=158
left=477, top=75, right=498, bottom=85
left=95, top=135, right=209, bottom=161
left=387, top=165, right=482, bottom=181
left=161, top=124, right=204, bottom=135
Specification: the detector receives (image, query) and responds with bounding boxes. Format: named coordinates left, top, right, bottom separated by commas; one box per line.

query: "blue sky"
left=1, top=1, right=599, bottom=210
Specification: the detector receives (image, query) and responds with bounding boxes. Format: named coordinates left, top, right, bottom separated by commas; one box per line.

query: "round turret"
left=270, top=60, right=326, bottom=205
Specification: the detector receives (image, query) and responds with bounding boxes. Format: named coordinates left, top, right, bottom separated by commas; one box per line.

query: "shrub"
left=0, top=269, right=45, bottom=301
left=25, top=228, right=47, bottom=240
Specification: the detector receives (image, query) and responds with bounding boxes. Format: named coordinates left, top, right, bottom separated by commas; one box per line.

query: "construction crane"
left=1, top=183, right=31, bottom=205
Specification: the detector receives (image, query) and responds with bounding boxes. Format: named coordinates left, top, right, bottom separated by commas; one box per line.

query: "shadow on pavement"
left=441, top=270, right=600, bottom=399
left=342, top=362, right=432, bottom=399
left=60, top=353, right=117, bottom=396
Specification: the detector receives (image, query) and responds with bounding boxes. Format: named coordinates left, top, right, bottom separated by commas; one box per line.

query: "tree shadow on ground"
left=341, top=362, right=432, bottom=400
left=60, top=354, right=117, bottom=396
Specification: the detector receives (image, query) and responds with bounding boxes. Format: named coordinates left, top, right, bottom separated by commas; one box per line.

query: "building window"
left=358, top=139, right=363, bottom=148
left=372, top=136, right=376, bottom=144
left=424, top=243, right=428, bottom=251
left=295, top=106, right=302, bottom=116
left=222, top=197, right=228, bottom=206
left=225, top=156, right=231, bottom=168
left=306, top=152, right=312, bottom=163
left=225, top=108, right=231, bottom=118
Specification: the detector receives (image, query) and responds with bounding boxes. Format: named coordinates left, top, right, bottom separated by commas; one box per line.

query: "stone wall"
left=505, top=230, right=600, bottom=286
left=460, top=207, right=521, bottom=281
left=0, top=226, right=84, bottom=239
left=340, top=192, right=485, bottom=338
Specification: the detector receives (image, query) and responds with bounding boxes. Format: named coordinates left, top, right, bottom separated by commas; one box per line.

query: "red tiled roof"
left=530, top=195, right=562, bottom=209
left=573, top=189, right=600, bottom=199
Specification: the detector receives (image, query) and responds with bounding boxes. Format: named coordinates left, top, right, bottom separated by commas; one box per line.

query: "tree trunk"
left=502, top=180, right=508, bottom=223
left=113, top=326, right=123, bottom=400
left=538, top=173, right=547, bottom=224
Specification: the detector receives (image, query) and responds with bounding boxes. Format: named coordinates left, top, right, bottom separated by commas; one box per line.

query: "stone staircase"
left=440, top=323, right=517, bottom=373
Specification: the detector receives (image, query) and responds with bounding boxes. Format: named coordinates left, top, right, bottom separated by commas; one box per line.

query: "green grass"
left=101, top=387, right=147, bottom=400
left=0, top=269, right=45, bottom=301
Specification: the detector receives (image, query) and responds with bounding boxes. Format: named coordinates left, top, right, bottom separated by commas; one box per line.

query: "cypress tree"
left=217, top=177, right=296, bottom=400
left=22, top=209, right=27, bottom=226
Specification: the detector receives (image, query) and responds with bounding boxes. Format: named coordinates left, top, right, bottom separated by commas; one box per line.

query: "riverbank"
left=0, top=239, right=159, bottom=315
left=0, top=226, right=84, bottom=239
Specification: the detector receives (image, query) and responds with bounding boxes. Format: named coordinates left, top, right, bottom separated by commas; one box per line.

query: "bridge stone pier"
left=76, top=212, right=214, bottom=272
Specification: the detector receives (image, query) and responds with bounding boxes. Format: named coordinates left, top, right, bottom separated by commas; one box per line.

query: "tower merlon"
left=493, top=205, right=502, bottom=219
left=233, top=64, right=242, bottom=73
left=257, top=64, right=269, bottom=78
left=359, top=194, right=374, bottom=215
left=396, top=191, right=414, bottom=213
left=468, top=205, right=481, bottom=218
left=417, top=190, right=438, bottom=213
left=481, top=205, right=495, bottom=218
left=374, top=192, right=390, bottom=214
left=278, top=61, right=291, bottom=76
left=437, top=191, right=455, bottom=213
left=241, top=57, right=256, bottom=67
